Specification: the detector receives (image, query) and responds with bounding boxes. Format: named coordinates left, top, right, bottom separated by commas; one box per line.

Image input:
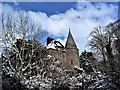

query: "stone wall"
left=66, top=48, right=80, bottom=69
left=47, top=47, right=67, bottom=68
left=47, top=47, right=80, bottom=69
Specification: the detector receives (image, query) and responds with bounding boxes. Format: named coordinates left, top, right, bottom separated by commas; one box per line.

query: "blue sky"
left=3, top=2, right=77, bottom=15
left=2, top=2, right=118, bottom=53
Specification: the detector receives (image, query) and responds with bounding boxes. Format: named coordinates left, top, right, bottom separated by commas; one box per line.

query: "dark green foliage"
left=51, top=83, right=70, bottom=90
left=2, top=77, right=28, bottom=90
left=80, top=50, right=96, bottom=73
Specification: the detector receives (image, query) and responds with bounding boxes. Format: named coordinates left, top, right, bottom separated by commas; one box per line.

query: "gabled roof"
left=65, top=30, right=77, bottom=48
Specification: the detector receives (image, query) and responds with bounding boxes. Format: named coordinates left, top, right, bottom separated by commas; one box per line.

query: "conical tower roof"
left=65, top=30, right=77, bottom=48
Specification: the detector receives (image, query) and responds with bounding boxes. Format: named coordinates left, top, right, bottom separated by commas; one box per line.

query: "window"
left=71, top=60, right=73, bottom=64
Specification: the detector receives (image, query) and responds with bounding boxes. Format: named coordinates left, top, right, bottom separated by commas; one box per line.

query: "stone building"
left=46, top=30, right=80, bottom=69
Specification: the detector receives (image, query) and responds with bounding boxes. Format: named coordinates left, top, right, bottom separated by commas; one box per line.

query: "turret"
left=65, top=30, right=80, bottom=68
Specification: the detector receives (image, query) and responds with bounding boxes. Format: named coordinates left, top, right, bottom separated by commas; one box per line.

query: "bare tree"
left=88, top=26, right=107, bottom=63
left=88, top=21, right=120, bottom=68
left=1, top=12, right=45, bottom=80
left=88, top=20, right=120, bottom=88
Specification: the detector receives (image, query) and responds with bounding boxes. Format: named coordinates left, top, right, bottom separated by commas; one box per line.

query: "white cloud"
left=2, top=4, right=14, bottom=14
left=2, top=2, right=118, bottom=53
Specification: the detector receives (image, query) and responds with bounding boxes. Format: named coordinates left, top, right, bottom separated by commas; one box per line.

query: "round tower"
left=65, top=30, right=80, bottom=69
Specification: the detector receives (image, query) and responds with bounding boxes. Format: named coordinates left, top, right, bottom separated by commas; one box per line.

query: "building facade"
left=46, top=30, right=80, bottom=69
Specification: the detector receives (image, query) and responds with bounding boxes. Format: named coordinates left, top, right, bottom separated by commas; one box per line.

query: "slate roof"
left=65, top=30, right=77, bottom=48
